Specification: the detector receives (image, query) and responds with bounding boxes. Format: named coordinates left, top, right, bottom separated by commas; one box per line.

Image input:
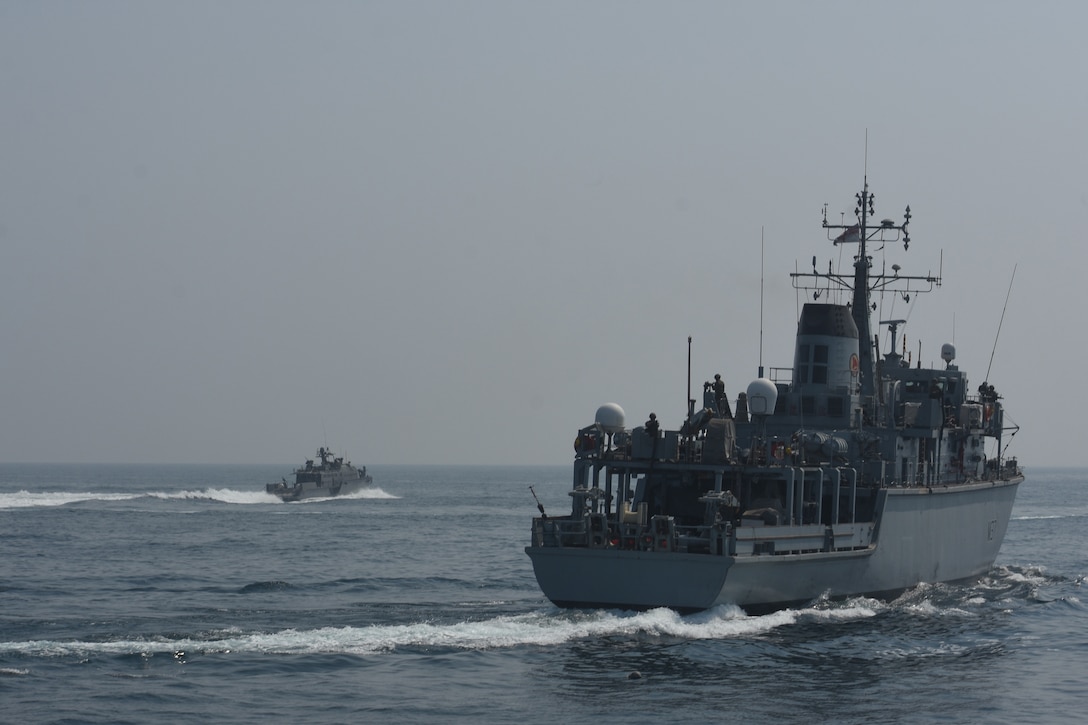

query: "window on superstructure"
left=798, top=344, right=829, bottom=385
left=812, top=345, right=829, bottom=384
left=904, top=380, right=926, bottom=395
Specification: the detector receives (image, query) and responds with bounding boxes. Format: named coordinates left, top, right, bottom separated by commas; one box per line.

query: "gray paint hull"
left=267, top=477, right=371, bottom=502
left=526, top=478, right=1021, bottom=612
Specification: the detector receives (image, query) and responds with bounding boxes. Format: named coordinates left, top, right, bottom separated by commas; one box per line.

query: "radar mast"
left=791, top=177, right=937, bottom=400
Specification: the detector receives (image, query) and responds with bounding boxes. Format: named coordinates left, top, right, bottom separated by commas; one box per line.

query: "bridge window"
left=797, top=344, right=829, bottom=384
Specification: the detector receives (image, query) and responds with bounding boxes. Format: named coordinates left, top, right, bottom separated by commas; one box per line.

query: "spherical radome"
left=746, top=378, right=778, bottom=416
left=595, top=403, right=626, bottom=433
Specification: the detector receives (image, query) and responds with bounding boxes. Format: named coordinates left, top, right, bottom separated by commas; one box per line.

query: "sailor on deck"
left=713, top=374, right=733, bottom=418
left=645, top=413, right=659, bottom=437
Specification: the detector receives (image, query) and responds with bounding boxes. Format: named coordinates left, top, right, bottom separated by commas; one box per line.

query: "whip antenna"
left=759, top=229, right=765, bottom=377
left=687, top=335, right=694, bottom=419
left=985, top=264, right=1017, bottom=382
left=529, top=486, right=546, bottom=518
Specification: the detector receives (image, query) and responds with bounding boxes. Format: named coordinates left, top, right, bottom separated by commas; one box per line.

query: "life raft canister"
left=573, top=433, right=597, bottom=453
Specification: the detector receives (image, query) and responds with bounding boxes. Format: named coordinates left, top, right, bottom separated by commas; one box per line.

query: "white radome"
left=746, top=378, right=779, bottom=416
left=595, top=403, right=626, bottom=433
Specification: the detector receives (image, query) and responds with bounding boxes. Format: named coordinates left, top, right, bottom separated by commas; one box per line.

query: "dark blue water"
left=1, top=464, right=1084, bottom=724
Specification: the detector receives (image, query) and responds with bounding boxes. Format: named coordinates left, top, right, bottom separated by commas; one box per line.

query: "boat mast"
left=794, top=176, right=934, bottom=413
left=852, top=177, right=876, bottom=397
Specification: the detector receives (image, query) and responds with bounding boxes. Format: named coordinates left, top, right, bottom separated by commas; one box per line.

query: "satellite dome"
left=941, top=343, right=956, bottom=363
left=595, top=403, right=626, bottom=433
left=746, top=378, right=778, bottom=416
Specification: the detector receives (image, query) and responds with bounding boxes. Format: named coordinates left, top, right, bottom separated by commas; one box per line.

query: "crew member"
left=645, top=412, right=660, bottom=437
left=712, top=374, right=733, bottom=418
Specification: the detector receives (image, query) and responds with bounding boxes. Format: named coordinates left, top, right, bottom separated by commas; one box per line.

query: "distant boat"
left=266, top=447, right=372, bottom=502
left=525, top=174, right=1024, bottom=613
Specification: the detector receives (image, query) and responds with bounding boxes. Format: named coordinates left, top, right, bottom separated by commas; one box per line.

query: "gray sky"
left=1, top=1, right=1084, bottom=466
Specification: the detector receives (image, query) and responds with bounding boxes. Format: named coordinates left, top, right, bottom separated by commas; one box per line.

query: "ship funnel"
left=794, top=303, right=860, bottom=392
left=746, top=378, right=778, bottom=416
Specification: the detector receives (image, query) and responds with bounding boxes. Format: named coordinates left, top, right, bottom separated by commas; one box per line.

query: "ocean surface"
left=1, top=463, right=1084, bottom=724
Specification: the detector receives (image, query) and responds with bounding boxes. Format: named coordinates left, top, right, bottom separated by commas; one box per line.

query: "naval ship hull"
left=527, top=477, right=1021, bottom=612
left=269, top=478, right=370, bottom=502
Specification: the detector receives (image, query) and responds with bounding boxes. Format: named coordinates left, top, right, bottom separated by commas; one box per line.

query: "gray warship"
left=266, top=447, right=372, bottom=502
left=526, top=177, right=1023, bottom=613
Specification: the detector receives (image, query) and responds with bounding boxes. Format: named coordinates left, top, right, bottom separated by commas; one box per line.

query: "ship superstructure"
left=525, top=178, right=1023, bottom=612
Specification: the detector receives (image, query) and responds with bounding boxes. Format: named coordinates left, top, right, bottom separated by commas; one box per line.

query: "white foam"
left=0, top=604, right=880, bottom=658
left=987, top=564, right=1049, bottom=586
left=340, top=487, right=400, bottom=500
left=0, top=491, right=141, bottom=509
left=292, top=487, right=400, bottom=502
left=0, top=486, right=399, bottom=509
left=801, top=599, right=882, bottom=621
left=148, top=488, right=281, bottom=505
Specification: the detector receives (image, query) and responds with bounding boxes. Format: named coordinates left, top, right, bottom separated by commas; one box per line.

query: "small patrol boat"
left=266, top=447, right=372, bottom=502
left=525, top=175, right=1024, bottom=613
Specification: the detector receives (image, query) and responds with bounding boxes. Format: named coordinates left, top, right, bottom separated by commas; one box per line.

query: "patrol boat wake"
left=525, top=176, right=1023, bottom=613
left=266, top=447, right=372, bottom=502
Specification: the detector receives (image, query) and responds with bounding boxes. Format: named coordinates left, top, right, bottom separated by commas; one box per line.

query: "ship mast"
left=792, top=177, right=937, bottom=405
left=852, top=177, right=876, bottom=396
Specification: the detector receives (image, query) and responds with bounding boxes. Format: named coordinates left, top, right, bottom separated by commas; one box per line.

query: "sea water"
left=1, top=464, right=1084, bottom=724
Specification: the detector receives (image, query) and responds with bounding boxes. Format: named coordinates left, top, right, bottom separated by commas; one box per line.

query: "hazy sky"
left=1, top=1, right=1084, bottom=466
